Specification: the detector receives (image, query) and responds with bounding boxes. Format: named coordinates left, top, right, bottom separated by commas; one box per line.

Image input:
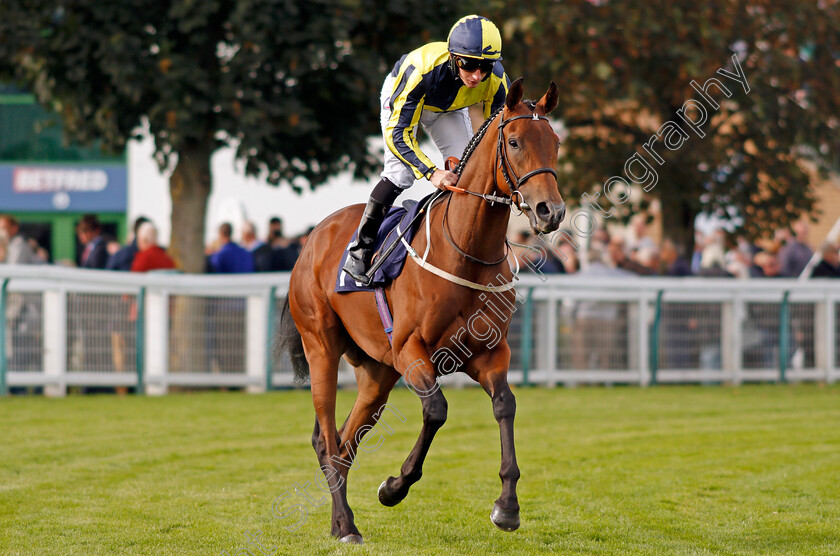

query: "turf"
left=1, top=385, right=839, bottom=555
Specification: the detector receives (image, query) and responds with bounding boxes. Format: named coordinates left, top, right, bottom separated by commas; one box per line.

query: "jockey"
left=343, top=14, right=511, bottom=284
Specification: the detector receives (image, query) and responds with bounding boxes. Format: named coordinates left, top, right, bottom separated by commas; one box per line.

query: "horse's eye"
left=508, top=138, right=519, bottom=149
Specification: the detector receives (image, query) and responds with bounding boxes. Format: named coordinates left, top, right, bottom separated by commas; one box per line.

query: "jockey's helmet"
left=447, top=15, right=503, bottom=61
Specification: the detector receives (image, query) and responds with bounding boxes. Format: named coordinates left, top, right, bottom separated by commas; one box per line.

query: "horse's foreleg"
left=379, top=341, right=447, bottom=507
left=489, top=381, right=520, bottom=531
left=473, top=351, right=520, bottom=532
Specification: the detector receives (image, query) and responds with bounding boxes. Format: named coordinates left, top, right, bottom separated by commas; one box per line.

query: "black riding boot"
left=343, top=179, right=402, bottom=284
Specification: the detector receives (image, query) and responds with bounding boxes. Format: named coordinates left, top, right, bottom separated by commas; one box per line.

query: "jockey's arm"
left=384, top=79, right=438, bottom=181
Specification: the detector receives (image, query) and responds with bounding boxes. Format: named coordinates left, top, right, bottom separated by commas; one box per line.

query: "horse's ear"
left=536, top=81, right=559, bottom=115
left=505, top=77, right=524, bottom=111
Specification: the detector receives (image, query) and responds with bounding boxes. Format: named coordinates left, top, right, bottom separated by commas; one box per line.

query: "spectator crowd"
left=511, top=214, right=840, bottom=280
left=1, top=211, right=838, bottom=280
left=0, top=213, right=311, bottom=274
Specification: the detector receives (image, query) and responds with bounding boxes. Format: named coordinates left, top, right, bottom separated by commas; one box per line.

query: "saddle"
left=335, top=193, right=434, bottom=293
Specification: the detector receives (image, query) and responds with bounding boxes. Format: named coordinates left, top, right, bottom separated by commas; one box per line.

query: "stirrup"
left=343, top=255, right=373, bottom=286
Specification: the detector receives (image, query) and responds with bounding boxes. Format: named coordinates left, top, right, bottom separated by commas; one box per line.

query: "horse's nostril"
left=535, top=202, right=551, bottom=221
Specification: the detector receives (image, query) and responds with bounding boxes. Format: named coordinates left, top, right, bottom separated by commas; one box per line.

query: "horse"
left=278, top=78, right=566, bottom=543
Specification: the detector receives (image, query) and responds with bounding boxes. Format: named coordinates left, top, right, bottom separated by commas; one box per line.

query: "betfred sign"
left=13, top=167, right=109, bottom=193
left=0, top=163, right=126, bottom=212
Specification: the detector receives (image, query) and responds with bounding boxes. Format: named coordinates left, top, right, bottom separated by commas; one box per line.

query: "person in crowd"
left=29, top=238, right=49, bottom=263
left=206, top=223, right=252, bottom=374
left=556, top=241, right=579, bottom=273
left=107, top=216, right=150, bottom=271
left=722, top=234, right=755, bottom=279
left=660, top=239, right=692, bottom=276
left=0, top=231, right=7, bottom=263
left=0, top=215, right=44, bottom=371
left=208, top=223, right=255, bottom=274
left=634, top=246, right=661, bottom=275
left=76, top=214, right=109, bottom=269
left=590, top=227, right=611, bottom=250
left=608, top=236, right=656, bottom=275
left=811, top=241, right=840, bottom=278
left=694, top=230, right=731, bottom=277
left=241, top=220, right=272, bottom=272
left=266, top=216, right=291, bottom=249
left=751, top=250, right=782, bottom=278
left=690, top=231, right=706, bottom=275
left=69, top=215, right=112, bottom=377
left=777, top=221, right=813, bottom=278
left=297, top=226, right=314, bottom=251
left=268, top=224, right=306, bottom=272
left=628, top=213, right=656, bottom=252
left=512, top=230, right=562, bottom=274
left=131, top=222, right=177, bottom=272
left=0, top=214, right=43, bottom=265
left=572, top=247, right=636, bottom=369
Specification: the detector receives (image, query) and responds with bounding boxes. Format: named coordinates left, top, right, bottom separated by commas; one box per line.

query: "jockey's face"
left=458, top=66, right=486, bottom=88
left=453, top=55, right=493, bottom=88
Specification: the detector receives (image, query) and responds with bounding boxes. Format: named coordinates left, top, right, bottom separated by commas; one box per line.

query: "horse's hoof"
left=339, top=534, right=364, bottom=544
left=490, top=503, right=520, bottom=531
left=378, top=479, right=402, bottom=507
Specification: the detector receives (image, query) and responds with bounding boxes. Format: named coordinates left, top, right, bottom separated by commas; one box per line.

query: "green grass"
left=1, top=385, right=839, bottom=555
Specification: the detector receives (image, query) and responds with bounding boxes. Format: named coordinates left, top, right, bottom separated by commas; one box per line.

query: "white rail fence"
left=1, top=266, right=838, bottom=396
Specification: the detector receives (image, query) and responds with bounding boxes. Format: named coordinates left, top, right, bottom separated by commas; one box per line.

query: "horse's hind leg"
left=378, top=336, right=448, bottom=507
left=330, top=357, right=401, bottom=508
left=337, top=358, right=401, bottom=446
left=301, top=331, right=363, bottom=542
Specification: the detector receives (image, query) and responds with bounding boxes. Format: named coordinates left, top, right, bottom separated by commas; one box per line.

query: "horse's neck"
left=431, top=148, right=511, bottom=270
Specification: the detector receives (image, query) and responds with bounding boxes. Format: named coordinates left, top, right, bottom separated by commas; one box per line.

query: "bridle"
left=441, top=107, right=559, bottom=265
left=495, top=111, right=559, bottom=209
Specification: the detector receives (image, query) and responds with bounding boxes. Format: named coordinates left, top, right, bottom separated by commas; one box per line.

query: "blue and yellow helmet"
left=447, top=15, right=503, bottom=61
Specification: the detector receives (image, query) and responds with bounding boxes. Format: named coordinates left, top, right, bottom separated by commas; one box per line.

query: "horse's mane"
left=455, top=99, right=537, bottom=177
left=454, top=104, right=505, bottom=177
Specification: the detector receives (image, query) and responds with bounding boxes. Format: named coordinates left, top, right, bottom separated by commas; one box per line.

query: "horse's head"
left=497, top=78, right=566, bottom=234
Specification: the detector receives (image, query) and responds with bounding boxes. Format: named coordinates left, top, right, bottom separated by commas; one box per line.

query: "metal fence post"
left=266, top=286, right=277, bottom=392
left=135, top=287, right=146, bottom=394
left=520, top=287, right=534, bottom=386
left=779, top=290, right=790, bottom=383
left=649, top=290, right=664, bottom=386
left=0, top=278, right=9, bottom=396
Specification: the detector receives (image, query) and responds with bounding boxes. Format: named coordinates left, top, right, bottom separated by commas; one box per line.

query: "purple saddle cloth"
left=335, top=194, right=433, bottom=293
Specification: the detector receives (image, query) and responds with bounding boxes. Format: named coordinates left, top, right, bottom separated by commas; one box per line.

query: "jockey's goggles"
left=454, top=55, right=495, bottom=74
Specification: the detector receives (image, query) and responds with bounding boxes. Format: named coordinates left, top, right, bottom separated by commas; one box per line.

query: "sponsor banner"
left=0, top=163, right=127, bottom=212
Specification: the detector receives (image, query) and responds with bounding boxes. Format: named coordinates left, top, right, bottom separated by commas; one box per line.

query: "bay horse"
left=279, top=78, right=565, bottom=543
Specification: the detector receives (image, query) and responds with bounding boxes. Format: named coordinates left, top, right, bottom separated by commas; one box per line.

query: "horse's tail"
left=276, top=296, right=309, bottom=382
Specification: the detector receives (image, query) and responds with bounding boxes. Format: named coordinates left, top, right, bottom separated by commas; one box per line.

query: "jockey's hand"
left=430, top=169, right=459, bottom=190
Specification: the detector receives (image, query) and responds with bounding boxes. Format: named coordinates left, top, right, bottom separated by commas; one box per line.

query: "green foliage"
left=487, top=0, right=840, bottom=241
left=3, top=1, right=836, bottom=245
left=0, top=0, right=455, bottom=190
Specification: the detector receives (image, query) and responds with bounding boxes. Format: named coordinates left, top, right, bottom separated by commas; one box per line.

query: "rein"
left=400, top=105, right=557, bottom=292
left=439, top=107, right=558, bottom=267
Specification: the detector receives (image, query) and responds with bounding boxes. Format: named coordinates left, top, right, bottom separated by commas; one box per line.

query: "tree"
left=487, top=0, right=840, bottom=251
left=0, top=0, right=457, bottom=272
